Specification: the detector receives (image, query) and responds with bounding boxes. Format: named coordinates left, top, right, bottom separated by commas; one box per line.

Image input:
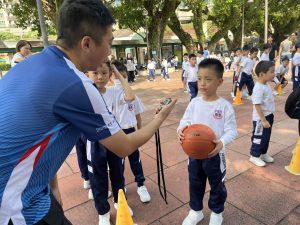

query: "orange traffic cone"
left=277, top=84, right=283, bottom=95
left=233, top=88, right=243, bottom=106
left=116, top=189, right=134, bottom=225
left=285, top=137, right=300, bottom=175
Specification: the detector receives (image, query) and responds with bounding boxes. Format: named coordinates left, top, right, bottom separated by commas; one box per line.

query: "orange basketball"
left=181, top=124, right=216, bottom=159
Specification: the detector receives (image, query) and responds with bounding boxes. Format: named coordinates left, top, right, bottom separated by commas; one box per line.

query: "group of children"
left=75, top=61, right=151, bottom=225
left=73, top=41, right=300, bottom=225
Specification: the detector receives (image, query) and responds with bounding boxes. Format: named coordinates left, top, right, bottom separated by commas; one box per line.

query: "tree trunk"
left=192, top=7, right=205, bottom=49
left=209, top=29, right=227, bottom=52
left=144, top=0, right=180, bottom=63
left=168, top=12, right=196, bottom=54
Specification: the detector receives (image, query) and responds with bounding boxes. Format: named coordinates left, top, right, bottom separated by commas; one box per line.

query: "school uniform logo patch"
left=128, top=104, right=134, bottom=111
left=213, top=110, right=223, bottom=119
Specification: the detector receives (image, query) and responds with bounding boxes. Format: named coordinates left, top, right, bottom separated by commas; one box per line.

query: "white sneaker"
left=114, top=203, right=133, bottom=216
left=83, top=180, right=90, bottom=189
left=260, top=154, right=274, bottom=163
left=230, top=92, right=234, bottom=98
left=153, top=79, right=156, bottom=82
left=167, top=78, right=171, bottom=80
left=249, top=156, right=266, bottom=167
left=99, top=212, right=111, bottom=225
left=273, top=91, right=279, bottom=96
left=88, top=189, right=94, bottom=200
left=182, top=210, right=204, bottom=225
left=147, top=80, right=150, bottom=82
left=246, top=96, right=252, bottom=100
left=137, top=186, right=151, bottom=203
left=209, top=212, right=223, bottom=225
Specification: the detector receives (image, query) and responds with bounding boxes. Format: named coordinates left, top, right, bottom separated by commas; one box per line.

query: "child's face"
left=183, top=55, right=188, bottom=61
left=250, top=51, right=258, bottom=59
left=236, top=50, right=241, bottom=56
left=198, top=68, right=223, bottom=98
left=88, top=63, right=111, bottom=88
left=189, top=57, right=197, bottom=66
left=261, top=66, right=275, bottom=82
left=264, top=48, right=270, bottom=53
left=243, top=50, right=250, bottom=56
left=282, top=60, right=289, bottom=67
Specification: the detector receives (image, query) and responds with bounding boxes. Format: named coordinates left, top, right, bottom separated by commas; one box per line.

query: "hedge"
left=0, top=62, right=11, bottom=71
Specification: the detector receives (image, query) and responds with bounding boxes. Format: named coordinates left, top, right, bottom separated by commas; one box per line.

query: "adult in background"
left=278, top=34, right=293, bottom=61
left=0, top=1, right=175, bottom=225
left=125, top=53, right=135, bottom=83
left=267, top=34, right=277, bottom=62
left=11, top=40, right=32, bottom=67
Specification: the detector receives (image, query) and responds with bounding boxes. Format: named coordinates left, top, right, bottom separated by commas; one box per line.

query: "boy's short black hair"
left=57, top=0, right=115, bottom=49
left=234, top=47, right=241, bottom=52
left=263, top=43, right=271, bottom=50
left=198, top=58, right=224, bottom=79
left=189, top=53, right=196, bottom=59
left=295, top=42, right=300, bottom=50
left=183, top=53, right=189, bottom=56
left=197, top=51, right=204, bottom=55
left=250, top=47, right=259, bottom=54
left=113, top=61, right=127, bottom=73
left=242, top=44, right=251, bottom=51
left=255, top=61, right=274, bottom=76
left=282, top=56, right=289, bottom=62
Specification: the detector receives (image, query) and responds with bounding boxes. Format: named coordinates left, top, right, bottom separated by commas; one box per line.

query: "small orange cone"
left=277, top=84, right=283, bottom=95
left=116, top=189, right=134, bottom=225
left=285, top=137, right=300, bottom=175
left=233, top=88, right=243, bottom=106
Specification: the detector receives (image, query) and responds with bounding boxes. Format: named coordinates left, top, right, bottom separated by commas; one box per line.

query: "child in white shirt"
left=292, top=43, right=300, bottom=90
left=182, top=53, right=190, bottom=91
left=273, top=56, right=289, bottom=95
left=259, top=43, right=271, bottom=61
left=249, top=61, right=276, bottom=167
left=178, top=58, right=238, bottom=225
left=183, top=54, right=198, bottom=100
left=161, top=58, right=170, bottom=80
left=147, top=59, right=156, bottom=82
left=112, top=61, right=151, bottom=203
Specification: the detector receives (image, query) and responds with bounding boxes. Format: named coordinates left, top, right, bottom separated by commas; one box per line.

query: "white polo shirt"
left=183, top=64, right=198, bottom=82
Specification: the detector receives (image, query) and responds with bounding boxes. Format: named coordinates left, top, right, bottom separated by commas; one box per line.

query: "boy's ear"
left=218, top=78, right=224, bottom=86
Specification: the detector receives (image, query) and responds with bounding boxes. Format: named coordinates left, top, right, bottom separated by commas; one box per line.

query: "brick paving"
left=58, top=70, right=300, bottom=225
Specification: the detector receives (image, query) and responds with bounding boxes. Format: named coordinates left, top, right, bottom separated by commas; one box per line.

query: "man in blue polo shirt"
left=0, top=1, right=175, bottom=225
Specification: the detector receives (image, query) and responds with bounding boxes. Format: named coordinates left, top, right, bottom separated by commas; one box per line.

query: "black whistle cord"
left=155, top=129, right=168, bottom=204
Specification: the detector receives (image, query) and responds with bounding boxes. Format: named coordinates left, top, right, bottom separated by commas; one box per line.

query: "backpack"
left=285, top=87, right=300, bottom=119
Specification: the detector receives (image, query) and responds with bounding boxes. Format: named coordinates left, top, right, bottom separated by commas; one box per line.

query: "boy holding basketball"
left=178, top=58, right=238, bottom=225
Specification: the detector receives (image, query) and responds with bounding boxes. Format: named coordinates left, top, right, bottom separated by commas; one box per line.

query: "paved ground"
left=58, top=70, right=300, bottom=225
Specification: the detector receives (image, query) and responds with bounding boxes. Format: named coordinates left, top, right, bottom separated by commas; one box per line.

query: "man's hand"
left=208, top=139, right=223, bottom=158
left=262, top=120, right=271, bottom=128
left=156, top=98, right=177, bottom=119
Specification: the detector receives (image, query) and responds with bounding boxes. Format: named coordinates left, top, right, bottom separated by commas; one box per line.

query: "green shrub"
left=0, top=62, right=11, bottom=71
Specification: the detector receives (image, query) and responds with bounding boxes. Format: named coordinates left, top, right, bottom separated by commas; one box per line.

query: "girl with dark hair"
left=11, top=40, right=32, bottom=67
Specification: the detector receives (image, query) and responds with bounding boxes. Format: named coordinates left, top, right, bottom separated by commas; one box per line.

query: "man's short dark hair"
left=57, top=0, right=115, bottom=49
left=250, top=47, right=259, bottom=54
left=198, top=58, right=224, bottom=79
left=197, top=51, right=204, bottom=55
left=113, top=61, right=127, bottom=73
left=189, top=53, right=196, bottom=59
left=263, top=43, right=271, bottom=50
left=242, top=44, right=251, bottom=51
left=255, top=61, right=274, bottom=76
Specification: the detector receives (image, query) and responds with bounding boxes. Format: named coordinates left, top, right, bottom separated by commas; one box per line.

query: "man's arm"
left=100, top=100, right=176, bottom=157
left=136, top=114, right=142, bottom=130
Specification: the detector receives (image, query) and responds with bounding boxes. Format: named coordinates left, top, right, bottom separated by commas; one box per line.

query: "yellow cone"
left=233, top=88, right=243, bottom=106
left=116, top=189, right=134, bottom=225
left=285, top=138, right=300, bottom=175
left=277, top=84, right=283, bottom=95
